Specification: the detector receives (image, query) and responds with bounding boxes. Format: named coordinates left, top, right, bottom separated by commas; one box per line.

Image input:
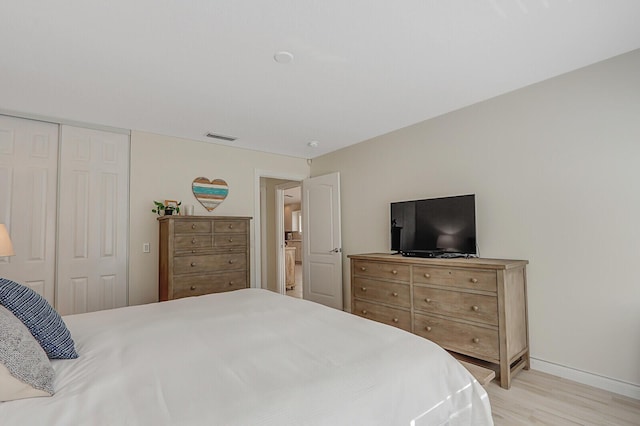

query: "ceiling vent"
left=205, top=132, right=237, bottom=142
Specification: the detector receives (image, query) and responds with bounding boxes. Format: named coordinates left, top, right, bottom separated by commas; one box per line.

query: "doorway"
left=282, top=185, right=303, bottom=298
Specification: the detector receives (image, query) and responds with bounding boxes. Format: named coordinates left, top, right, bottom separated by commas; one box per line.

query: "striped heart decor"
left=192, top=177, right=229, bottom=211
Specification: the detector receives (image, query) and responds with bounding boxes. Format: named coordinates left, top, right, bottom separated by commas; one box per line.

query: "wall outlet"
left=143, top=243, right=150, bottom=253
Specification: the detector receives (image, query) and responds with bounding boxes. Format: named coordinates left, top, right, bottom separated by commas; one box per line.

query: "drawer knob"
left=228, top=238, right=233, bottom=242
left=472, top=305, right=479, bottom=311
left=228, top=281, right=234, bottom=286
left=424, top=273, right=430, bottom=278
left=228, top=224, right=234, bottom=229
left=391, top=270, right=397, bottom=275
left=392, top=318, right=399, bottom=323
left=425, top=298, right=431, bottom=303
left=190, top=285, right=196, bottom=290
left=191, top=250, right=196, bottom=253
left=191, top=239, right=197, bottom=244
left=190, top=262, right=196, bottom=267
left=392, top=292, right=398, bottom=297
left=191, top=224, right=196, bottom=229
left=425, top=326, right=432, bottom=332
left=228, top=259, right=234, bottom=264
left=471, top=278, right=478, bottom=283
left=472, top=338, right=480, bottom=344
left=361, top=287, right=367, bottom=292
left=360, top=266, right=367, bottom=271
left=361, top=309, right=367, bottom=315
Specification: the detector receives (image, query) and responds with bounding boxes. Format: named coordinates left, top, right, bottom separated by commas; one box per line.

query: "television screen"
left=391, top=194, right=476, bottom=256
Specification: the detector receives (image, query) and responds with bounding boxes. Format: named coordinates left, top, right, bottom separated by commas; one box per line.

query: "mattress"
left=0, top=288, right=493, bottom=425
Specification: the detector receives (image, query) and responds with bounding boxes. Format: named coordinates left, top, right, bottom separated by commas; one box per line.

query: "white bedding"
left=0, top=289, right=493, bottom=425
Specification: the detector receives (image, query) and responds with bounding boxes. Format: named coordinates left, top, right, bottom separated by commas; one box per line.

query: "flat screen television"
left=391, top=194, right=477, bottom=257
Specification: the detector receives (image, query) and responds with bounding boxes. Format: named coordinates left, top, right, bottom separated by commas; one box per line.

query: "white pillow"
left=0, top=305, right=54, bottom=402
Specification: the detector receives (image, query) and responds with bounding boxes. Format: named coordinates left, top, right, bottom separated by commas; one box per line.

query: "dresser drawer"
left=353, top=300, right=411, bottom=332
left=172, top=271, right=247, bottom=298
left=174, top=220, right=212, bottom=234
left=174, top=253, right=246, bottom=275
left=214, top=220, right=248, bottom=234
left=414, top=313, right=499, bottom=361
left=352, top=260, right=410, bottom=282
left=214, top=234, right=247, bottom=248
left=413, top=286, right=498, bottom=326
left=352, top=277, right=410, bottom=308
left=413, top=266, right=497, bottom=292
left=174, top=235, right=213, bottom=251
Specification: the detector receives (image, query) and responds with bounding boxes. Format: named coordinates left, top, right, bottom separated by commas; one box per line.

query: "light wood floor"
left=486, top=369, right=640, bottom=425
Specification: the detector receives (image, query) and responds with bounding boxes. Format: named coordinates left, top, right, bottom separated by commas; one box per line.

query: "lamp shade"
left=0, top=224, right=15, bottom=257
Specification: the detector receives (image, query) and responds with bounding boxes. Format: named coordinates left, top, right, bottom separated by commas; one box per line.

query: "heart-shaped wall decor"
left=192, top=177, right=229, bottom=211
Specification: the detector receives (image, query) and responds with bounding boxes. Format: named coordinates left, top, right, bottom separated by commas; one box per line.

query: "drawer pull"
left=190, top=262, right=196, bottom=267
left=392, top=318, right=399, bottom=323
left=190, top=285, right=196, bottom=290
left=191, top=239, right=197, bottom=244
left=228, top=238, right=234, bottom=242
left=472, top=305, right=479, bottom=311
left=228, top=259, right=234, bottom=264
left=191, top=224, right=196, bottom=229
left=425, top=326, right=432, bottom=332
left=471, top=278, right=478, bottom=283
left=392, top=292, right=398, bottom=297
left=424, top=273, right=430, bottom=278
left=191, top=250, right=196, bottom=253
left=472, top=338, right=480, bottom=344
left=361, top=309, right=368, bottom=315
left=391, top=270, right=397, bottom=275
left=361, top=287, right=367, bottom=292
left=360, top=266, right=367, bottom=271
left=425, top=298, right=432, bottom=303
left=228, top=224, right=234, bottom=229
left=228, top=281, right=234, bottom=286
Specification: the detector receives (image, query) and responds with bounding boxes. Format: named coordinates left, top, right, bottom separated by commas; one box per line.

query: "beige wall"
left=311, top=50, right=640, bottom=388
left=129, top=131, right=309, bottom=305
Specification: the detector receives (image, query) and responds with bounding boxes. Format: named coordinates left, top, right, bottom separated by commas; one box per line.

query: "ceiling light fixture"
left=273, top=51, right=294, bottom=64
left=308, top=141, right=319, bottom=148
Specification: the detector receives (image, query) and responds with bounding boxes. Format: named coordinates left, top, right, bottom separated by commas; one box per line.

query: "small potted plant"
left=152, top=200, right=182, bottom=216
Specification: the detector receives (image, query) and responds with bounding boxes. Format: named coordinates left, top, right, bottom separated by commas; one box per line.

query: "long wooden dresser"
left=349, top=253, right=529, bottom=389
left=159, top=216, right=251, bottom=301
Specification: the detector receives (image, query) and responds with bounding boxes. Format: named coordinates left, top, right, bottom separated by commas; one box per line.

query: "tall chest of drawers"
left=349, top=253, right=529, bottom=389
left=159, top=216, right=251, bottom=301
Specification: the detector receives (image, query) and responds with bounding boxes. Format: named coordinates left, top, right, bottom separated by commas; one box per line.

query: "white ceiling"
left=1, top=1, right=639, bottom=159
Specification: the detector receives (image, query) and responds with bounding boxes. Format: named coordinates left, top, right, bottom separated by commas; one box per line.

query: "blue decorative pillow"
left=0, top=278, right=78, bottom=359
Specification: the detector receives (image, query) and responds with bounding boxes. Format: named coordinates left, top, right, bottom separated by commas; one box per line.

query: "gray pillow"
left=0, top=305, right=55, bottom=401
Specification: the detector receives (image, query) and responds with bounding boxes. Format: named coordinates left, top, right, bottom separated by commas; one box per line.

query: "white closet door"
left=0, top=115, right=59, bottom=304
left=56, top=125, right=129, bottom=315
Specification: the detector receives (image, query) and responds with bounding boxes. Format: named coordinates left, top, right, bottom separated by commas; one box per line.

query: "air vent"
left=205, top=132, right=237, bottom=142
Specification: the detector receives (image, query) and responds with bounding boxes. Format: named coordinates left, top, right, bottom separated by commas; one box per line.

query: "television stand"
left=348, top=253, right=529, bottom=389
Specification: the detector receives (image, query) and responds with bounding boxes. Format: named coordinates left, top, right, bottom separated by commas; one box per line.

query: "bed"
left=0, top=288, right=493, bottom=425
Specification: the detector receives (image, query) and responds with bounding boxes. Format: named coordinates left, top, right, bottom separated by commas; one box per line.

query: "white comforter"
left=0, top=289, right=493, bottom=425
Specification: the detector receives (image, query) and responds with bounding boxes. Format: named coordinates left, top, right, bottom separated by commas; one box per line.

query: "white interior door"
left=56, top=125, right=129, bottom=315
left=302, top=172, right=342, bottom=310
left=0, top=115, right=59, bottom=304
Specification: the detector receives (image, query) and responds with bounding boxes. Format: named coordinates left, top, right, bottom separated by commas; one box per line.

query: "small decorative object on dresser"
left=349, top=253, right=529, bottom=389
left=158, top=216, right=251, bottom=301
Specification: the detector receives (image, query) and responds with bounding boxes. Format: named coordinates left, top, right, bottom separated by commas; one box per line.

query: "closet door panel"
left=0, top=115, right=58, bottom=304
left=57, top=125, right=129, bottom=315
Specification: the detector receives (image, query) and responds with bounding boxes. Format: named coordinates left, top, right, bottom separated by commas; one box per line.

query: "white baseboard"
left=530, top=357, right=640, bottom=400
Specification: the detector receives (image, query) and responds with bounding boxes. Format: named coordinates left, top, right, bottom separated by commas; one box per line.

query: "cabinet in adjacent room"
left=158, top=216, right=251, bottom=301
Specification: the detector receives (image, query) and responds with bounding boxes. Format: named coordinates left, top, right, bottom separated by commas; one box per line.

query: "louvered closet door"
left=0, top=115, right=59, bottom=304
left=56, top=125, right=129, bottom=315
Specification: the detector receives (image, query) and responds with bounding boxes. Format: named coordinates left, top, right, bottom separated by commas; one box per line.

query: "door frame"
left=253, top=169, right=307, bottom=290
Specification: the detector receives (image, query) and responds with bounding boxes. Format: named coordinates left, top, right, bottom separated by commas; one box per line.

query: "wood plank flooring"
left=486, top=370, right=640, bottom=425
